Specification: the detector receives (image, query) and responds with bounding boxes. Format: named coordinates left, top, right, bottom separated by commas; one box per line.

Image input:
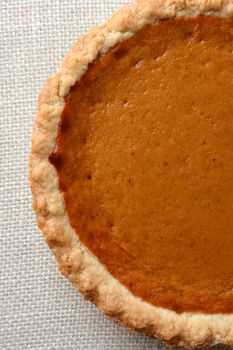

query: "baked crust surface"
left=30, top=0, right=233, bottom=347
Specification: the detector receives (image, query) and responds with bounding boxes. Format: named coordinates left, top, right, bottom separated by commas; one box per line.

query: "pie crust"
left=29, top=0, right=233, bottom=347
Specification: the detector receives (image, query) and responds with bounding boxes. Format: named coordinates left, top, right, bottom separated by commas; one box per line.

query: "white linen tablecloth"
left=0, top=1, right=226, bottom=349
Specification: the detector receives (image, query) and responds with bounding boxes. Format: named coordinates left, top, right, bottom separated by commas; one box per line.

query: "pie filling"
left=50, top=16, right=233, bottom=313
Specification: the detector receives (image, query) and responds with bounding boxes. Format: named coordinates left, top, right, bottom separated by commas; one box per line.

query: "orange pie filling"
left=50, top=16, right=233, bottom=313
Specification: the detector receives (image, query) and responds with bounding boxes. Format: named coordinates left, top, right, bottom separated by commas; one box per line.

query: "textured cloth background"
left=0, top=1, right=227, bottom=349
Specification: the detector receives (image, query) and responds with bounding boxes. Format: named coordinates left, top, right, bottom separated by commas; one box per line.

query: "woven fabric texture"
left=0, top=1, right=228, bottom=349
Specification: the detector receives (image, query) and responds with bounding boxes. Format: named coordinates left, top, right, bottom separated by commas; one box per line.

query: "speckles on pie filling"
left=52, top=16, right=233, bottom=313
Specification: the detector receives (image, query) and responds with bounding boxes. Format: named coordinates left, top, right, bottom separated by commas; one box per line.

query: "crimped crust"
left=29, top=0, right=233, bottom=347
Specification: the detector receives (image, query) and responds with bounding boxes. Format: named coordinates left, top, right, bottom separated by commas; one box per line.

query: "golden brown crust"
left=29, top=0, right=233, bottom=347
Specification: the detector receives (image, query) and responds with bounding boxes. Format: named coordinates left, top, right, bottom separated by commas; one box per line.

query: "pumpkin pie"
left=30, top=0, right=233, bottom=347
